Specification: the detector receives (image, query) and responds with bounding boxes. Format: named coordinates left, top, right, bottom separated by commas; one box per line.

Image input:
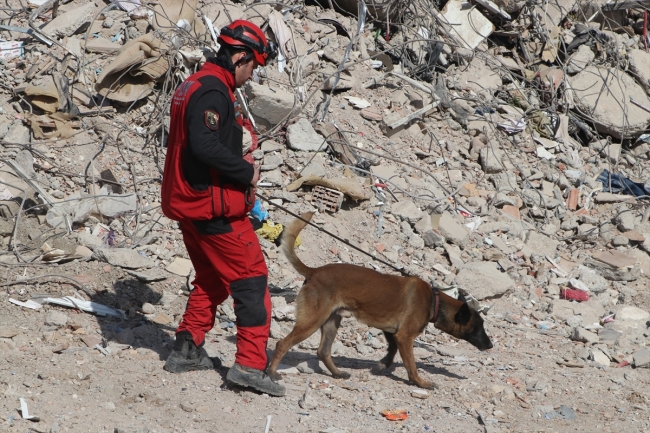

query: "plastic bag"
left=250, top=199, right=269, bottom=221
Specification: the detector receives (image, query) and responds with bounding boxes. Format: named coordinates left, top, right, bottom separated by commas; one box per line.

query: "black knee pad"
left=230, top=275, right=268, bottom=327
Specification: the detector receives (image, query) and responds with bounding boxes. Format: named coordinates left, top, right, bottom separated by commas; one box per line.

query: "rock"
left=287, top=118, right=326, bottom=151
left=437, top=346, right=467, bottom=357
left=5, top=121, right=30, bottom=144
left=127, top=270, right=167, bottom=282
left=411, top=389, right=430, bottom=399
left=572, top=327, right=599, bottom=344
left=116, top=328, right=135, bottom=345
left=180, top=402, right=194, bottom=412
left=276, top=364, right=300, bottom=375
left=615, top=306, right=650, bottom=322
left=577, top=223, right=598, bottom=237
left=45, top=310, right=68, bottom=327
left=0, top=326, right=19, bottom=338
left=103, top=401, right=116, bottom=412
left=245, top=81, right=295, bottom=130
left=15, top=150, right=36, bottom=179
left=479, top=147, right=504, bottom=174
left=93, top=248, right=154, bottom=269
left=166, top=257, right=193, bottom=276
left=615, top=209, right=636, bottom=232
left=261, top=140, right=284, bottom=153
left=611, top=235, right=629, bottom=247
left=43, top=2, right=97, bottom=38
left=569, top=65, right=650, bottom=139
left=577, top=266, right=609, bottom=293
left=453, top=261, right=515, bottom=300
left=590, top=348, right=610, bottom=367
left=602, top=143, right=622, bottom=164
left=566, top=44, right=595, bottom=75
left=296, top=361, right=315, bottom=374
left=299, top=388, right=319, bottom=410
left=633, top=349, right=650, bottom=368
left=525, top=231, right=559, bottom=257
left=75, top=245, right=93, bottom=259
left=391, top=200, right=424, bottom=224
left=150, top=313, right=172, bottom=325
left=438, top=212, right=469, bottom=247
left=141, top=303, right=155, bottom=314
left=414, top=215, right=445, bottom=247
left=599, top=328, right=622, bottom=344
left=262, top=153, right=283, bottom=171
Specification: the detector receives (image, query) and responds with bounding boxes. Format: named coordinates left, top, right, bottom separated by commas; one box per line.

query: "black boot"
left=164, top=331, right=217, bottom=373
left=226, top=363, right=286, bottom=396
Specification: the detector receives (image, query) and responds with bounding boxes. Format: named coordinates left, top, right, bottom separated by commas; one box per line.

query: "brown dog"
left=267, top=212, right=493, bottom=389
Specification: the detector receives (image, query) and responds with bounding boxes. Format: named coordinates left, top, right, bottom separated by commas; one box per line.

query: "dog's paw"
left=332, top=371, right=351, bottom=379
left=416, top=380, right=439, bottom=390
left=371, top=363, right=388, bottom=374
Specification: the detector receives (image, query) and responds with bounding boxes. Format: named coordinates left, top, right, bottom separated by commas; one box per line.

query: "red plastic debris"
left=616, top=360, right=630, bottom=368
left=561, top=288, right=589, bottom=302
left=382, top=409, right=407, bottom=421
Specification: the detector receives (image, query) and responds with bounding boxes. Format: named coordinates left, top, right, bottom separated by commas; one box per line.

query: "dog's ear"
left=454, top=303, right=472, bottom=325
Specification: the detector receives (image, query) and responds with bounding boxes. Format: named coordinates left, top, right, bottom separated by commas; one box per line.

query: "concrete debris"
left=453, top=261, right=515, bottom=300
left=287, top=118, right=326, bottom=152
left=0, top=0, right=650, bottom=429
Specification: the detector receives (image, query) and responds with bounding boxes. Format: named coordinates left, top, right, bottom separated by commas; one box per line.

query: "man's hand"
left=250, top=163, right=260, bottom=186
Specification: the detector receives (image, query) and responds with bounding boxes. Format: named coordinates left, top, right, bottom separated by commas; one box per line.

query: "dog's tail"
left=281, top=212, right=314, bottom=277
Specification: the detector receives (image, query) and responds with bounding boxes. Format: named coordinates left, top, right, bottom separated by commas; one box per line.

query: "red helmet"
left=218, top=20, right=277, bottom=66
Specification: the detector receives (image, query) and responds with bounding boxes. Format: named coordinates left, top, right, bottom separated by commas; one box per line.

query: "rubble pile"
left=1, top=0, right=650, bottom=430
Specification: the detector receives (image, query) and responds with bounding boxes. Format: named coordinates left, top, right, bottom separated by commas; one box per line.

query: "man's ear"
left=454, top=303, right=472, bottom=325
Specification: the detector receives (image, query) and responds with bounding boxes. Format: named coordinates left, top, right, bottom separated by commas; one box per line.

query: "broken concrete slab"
left=93, top=248, right=155, bottom=269
left=479, top=147, right=504, bottom=174
left=287, top=118, right=326, bottom=152
left=633, top=349, right=650, bottom=368
left=414, top=214, right=445, bottom=247
left=166, top=257, right=193, bottom=277
left=453, top=261, right=515, bottom=300
left=566, top=44, right=595, bottom=75
left=628, top=49, right=650, bottom=95
left=524, top=231, right=560, bottom=257
left=438, top=212, right=469, bottom=247
left=391, top=200, right=424, bottom=224
left=439, top=0, right=494, bottom=50
left=569, top=65, right=650, bottom=139
left=43, top=2, right=97, bottom=38
left=245, top=81, right=295, bottom=131
left=572, top=327, right=599, bottom=344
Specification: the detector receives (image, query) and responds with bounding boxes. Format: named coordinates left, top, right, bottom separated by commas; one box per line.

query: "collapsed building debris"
left=1, top=0, right=650, bottom=430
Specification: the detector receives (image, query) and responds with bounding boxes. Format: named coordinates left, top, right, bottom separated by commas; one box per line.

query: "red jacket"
left=161, top=62, right=255, bottom=222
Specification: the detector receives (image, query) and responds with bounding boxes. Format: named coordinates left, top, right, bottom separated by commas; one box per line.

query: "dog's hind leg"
left=372, top=331, right=397, bottom=374
left=317, top=311, right=349, bottom=379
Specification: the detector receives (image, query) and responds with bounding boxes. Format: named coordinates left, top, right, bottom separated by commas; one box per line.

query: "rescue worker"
left=160, top=20, right=284, bottom=397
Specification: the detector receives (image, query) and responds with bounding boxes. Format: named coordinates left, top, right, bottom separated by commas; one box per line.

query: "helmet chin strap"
left=220, top=45, right=255, bottom=78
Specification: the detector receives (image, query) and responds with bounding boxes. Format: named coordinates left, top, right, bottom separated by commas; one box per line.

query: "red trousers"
left=176, top=217, right=271, bottom=371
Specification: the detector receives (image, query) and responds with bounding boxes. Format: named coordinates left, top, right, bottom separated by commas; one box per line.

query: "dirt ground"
left=1, top=213, right=649, bottom=433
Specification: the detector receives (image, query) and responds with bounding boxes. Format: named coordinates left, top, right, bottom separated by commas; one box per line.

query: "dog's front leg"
left=395, top=332, right=437, bottom=390
left=372, top=331, right=397, bottom=374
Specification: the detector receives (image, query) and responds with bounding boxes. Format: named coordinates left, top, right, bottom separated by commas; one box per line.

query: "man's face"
left=233, top=53, right=259, bottom=88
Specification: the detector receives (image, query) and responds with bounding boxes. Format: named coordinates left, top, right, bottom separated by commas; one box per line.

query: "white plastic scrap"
left=498, top=118, right=526, bottom=134
left=569, top=278, right=590, bottom=292
left=33, top=296, right=125, bottom=318
left=20, top=398, right=39, bottom=421
left=9, top=298, right=42, bottom=310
